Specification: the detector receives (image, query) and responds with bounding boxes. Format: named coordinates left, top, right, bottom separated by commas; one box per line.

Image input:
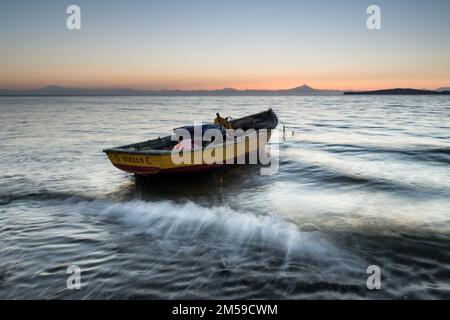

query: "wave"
left=0, top=190, right=98, bottom=206
left=280, top=148, right=450, bottom=196
left=278, top=159, right=442, bottom=198
left=323, top=144, right=450, bottom=165
left=0, top=187, right=349, bottom=262
left=73, top=199, right=341, bottom=260
left=1, top=187, right=334, bottom=259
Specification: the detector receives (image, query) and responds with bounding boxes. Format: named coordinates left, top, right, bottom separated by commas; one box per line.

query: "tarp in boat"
left=173, top=124, right=226, bottom=138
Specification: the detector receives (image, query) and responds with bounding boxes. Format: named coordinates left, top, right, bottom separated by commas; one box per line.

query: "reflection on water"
left=0, top=95, right=450, bottom=299
left=121, top=165, right=265, bottom=203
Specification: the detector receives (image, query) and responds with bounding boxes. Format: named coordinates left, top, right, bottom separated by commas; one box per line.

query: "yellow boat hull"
left=105, top=131, right=270, bottom=176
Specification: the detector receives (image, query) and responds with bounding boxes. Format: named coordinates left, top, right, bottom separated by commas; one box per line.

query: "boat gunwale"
left=103, top=129, right=266, bottom=156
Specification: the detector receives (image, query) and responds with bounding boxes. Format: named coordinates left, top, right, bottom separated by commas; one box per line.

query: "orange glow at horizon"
left=0, top=55, right=448, bottom=91
left=1, top=77, right=448, bottom=92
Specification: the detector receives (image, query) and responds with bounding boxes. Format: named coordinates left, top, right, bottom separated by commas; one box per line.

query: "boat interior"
left=121, top=130, right=248, bottom=152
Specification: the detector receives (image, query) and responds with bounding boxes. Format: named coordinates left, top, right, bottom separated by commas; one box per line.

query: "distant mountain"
left=0, top=84, right=342, bottom=96
left=3, top=85, right=450, bottom=96
left=291, top=84, right=316, bottom=93
left=0, top=89, right=15, bottom=95
left=22, top=85, right=141, bottom=96
left=344, top=88, right=450, bottom=95
left=280, top=84, right=340, bottom=95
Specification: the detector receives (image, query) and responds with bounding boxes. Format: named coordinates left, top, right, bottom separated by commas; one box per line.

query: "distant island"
left=0, top=84, right=342, bottom=96
left=344, top=88, right=450, bottom=95
left=1, top=85, right=449, bottom=96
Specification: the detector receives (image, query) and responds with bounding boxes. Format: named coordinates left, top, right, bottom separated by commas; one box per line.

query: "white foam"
left=75, top=200, right=338, bottom=258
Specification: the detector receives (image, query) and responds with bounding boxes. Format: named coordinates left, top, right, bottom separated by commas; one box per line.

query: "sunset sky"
left=1, top=0, right=449, bottom=90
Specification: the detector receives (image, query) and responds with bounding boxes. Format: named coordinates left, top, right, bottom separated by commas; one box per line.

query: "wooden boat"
left=103, top=109, right=278, bottom=176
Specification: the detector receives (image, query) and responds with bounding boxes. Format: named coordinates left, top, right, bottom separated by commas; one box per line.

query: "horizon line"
left=1, top=83, right=449, bottom=92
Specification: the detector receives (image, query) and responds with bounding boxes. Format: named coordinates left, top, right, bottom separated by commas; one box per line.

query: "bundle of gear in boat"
left=172, top=113, right=233, bottom=151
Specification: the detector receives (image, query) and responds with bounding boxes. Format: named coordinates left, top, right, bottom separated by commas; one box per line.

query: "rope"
left=276, top=115, right=298, bottom=142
